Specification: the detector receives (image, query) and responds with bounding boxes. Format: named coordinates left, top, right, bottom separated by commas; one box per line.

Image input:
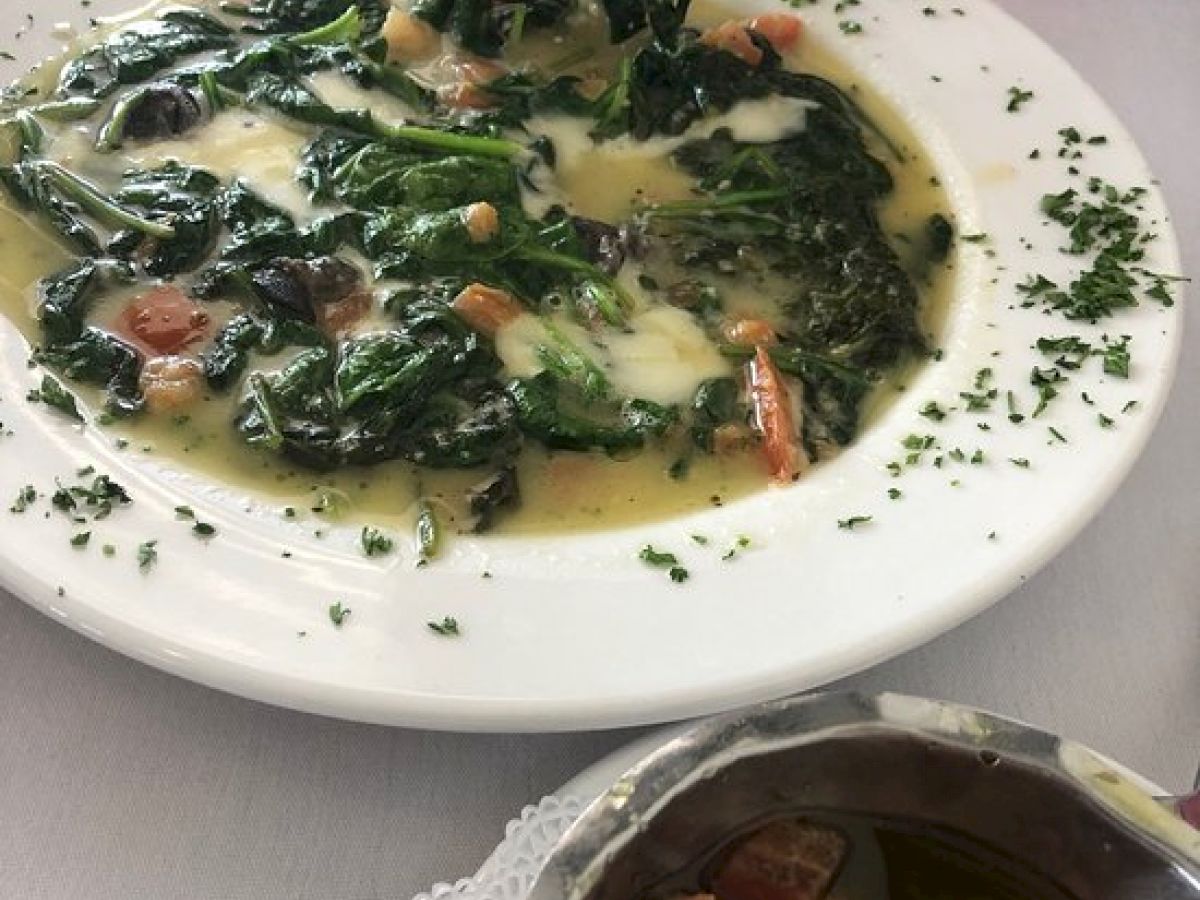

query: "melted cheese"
left=307, top=69, right=422, bottom=125
left=495, top=305, right=729, bottom=406
left=123, top=111, right=316, bottom=221
left=523, top=94, right=816, bottom=219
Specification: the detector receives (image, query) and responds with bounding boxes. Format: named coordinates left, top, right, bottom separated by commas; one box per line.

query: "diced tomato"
left=748, top=345, right=804, bottom=484
left=452, top=283, right=523, bottom=335
left=699, top=21, right=764, bottom=67
left=381, top=9, right=440, bottom=63
left=438, top=82, right=498, bottom=109
left=723, top=317, right=777, bottom=347
left=316, top=289, right=371, bottom=336
left=746, top=13, right=803, bottom=51
left=712, top=819, right=848, bottom=900
left=451, top=56, right=507, bottom=85
left=118, top=285, right=209, bottom=355
left=463, top=201, right=500, bottom=244
left=139, top=355, right=204, bottom=415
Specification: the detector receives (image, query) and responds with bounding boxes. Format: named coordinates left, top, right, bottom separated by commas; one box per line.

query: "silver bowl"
left=530, top=693, right=1200, bottom=900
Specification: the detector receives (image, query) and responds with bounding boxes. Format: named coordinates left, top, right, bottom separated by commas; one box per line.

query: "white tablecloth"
left=1, top=2, right=1198, bottom=897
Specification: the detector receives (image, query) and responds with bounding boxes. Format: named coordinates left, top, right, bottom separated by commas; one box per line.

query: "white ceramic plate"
left=0, top=0, right=1184, bottom=730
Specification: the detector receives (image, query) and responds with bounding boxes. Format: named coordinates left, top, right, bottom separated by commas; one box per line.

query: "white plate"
left=0, top=0, right=1184, bottom=730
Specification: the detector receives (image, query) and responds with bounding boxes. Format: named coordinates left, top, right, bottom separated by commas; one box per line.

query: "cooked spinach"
left=411, top=0, right=573, bottom=58
left=3, top=0, right=946, bottom=536
left=57, top=10, right=235, bottom=100
left=221, top=0, right=388, bottom=35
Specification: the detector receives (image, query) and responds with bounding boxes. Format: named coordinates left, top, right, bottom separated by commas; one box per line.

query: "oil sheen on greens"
left=0, top=0, right=936, bottom=531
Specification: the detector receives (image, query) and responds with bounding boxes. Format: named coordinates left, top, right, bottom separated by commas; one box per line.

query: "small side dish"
left=0, top=0, right=951, bottom=535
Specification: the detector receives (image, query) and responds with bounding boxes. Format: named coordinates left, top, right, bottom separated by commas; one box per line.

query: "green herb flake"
left=919, top=401, right=947, bottom=422
left=838, top=515, right=873, bottom=531
left=427, top=615, right=460, bottom=636
left=70, top=531, right=91, bottom=548
left=10, top=484, right=36, bottom=513
left=329, top=601, right=351, bottom=627
left=668, top=566, right=690, bottom=583
left=136, top=540, right=158, bottom=571
left=361, top=525, right=394, bottom=557
left=192, top=521, right=216, bottom=538
left=174, top=505, right=195, bottom=519
left=30, top=375, right=83, bottom=422
left=639, top=545, right=679, bottom=567
left=1006, top=86, right=1034, bottom=112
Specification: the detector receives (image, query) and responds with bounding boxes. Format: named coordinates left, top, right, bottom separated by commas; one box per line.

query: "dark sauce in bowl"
left=651, top=813, right=1078, bottom=900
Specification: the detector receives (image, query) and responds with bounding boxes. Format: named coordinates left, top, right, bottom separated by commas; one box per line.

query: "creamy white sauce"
left=495, top=305, right=729, bottom=406
left=122, top=111, right=317, bottom=221
left=307, top=69, right=422, bottom=126
left=523, top=94, right=816, bottom=218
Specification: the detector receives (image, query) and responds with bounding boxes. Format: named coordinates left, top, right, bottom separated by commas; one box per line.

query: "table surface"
left=1, top=2, right=1198, bottom=897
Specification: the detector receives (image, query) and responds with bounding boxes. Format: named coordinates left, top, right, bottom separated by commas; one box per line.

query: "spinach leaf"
left=96, top=82, right=204, bottom=151
left=36, top=328, right=143, bottom=415
left=689, top=376, right=739, bottom=450
left=599, top=0, right=691, bottom=46
left=411, top=0, right=572, bottom=58
left=507, top=371, right=677, bottom=452
left=57, top=10, right=235, bottom=100
left=221, top=0, right=388, bottom=35
left=112, top=163, right=222, bottom=276
left=362, top=204, right=530, bottom=264
left=37, top=259, right=133, bottom=345
left=246, top=73, right=522, bottom=158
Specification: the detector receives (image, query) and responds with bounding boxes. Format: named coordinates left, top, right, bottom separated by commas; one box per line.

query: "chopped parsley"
left=1006, top=86, right=1034, bottom=112
left=427, top=615, right=460, bottom=637
left=10, top=484, right=36, bottom=513
left=639, top=545, right=679, bottom=567
left=329, top=602, right=351, bottom=627
left=192, top=521, right=216, bottom=538
left=838, top=515, right=873, bottom=531
left=360, top=526, right=394, bottom=557
left=70, top=531, right=91, bottom=548
left=136, top=540, right=158, bottom=570
left=28, top=375, right=82, bottom=421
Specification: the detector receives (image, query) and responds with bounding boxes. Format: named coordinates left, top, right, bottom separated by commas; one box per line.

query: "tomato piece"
left=712, top=819, right=848, bottom=900
left=119, top=285, right=210, bottom=355
left=748, top=345, right=804, bottom=484
left=452, top=283, right=523, bottom=335
left=747, top=14, right=803, bottom=51
left=381, top=9, right=440, bottom=63
left=700, top=21, right=765, bottom=67
left=139, top=355, right=204, bottom=415
left=723, top=317, right=777, bottom=347
left=316, top=289, right=371, bottom=337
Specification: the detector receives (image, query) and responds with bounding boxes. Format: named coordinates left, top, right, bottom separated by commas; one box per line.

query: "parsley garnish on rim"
left=136, top=540, right=158, bottom=570
left=427, top=616, right=460, bottom=637
left=360, top=526, right=393, bottom=557
left=639, top=545, right=690, bottom=582
left=838, top=515, right=873, bottom=531
left=1006, top=86, right=1034, bottom=112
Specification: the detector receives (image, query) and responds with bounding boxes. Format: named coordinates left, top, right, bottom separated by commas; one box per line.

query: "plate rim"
left=0, top=0, right=1186, bottom=731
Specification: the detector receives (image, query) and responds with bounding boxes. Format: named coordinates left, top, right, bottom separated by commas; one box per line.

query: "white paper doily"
left=413, top=794, right=587, bottom=900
